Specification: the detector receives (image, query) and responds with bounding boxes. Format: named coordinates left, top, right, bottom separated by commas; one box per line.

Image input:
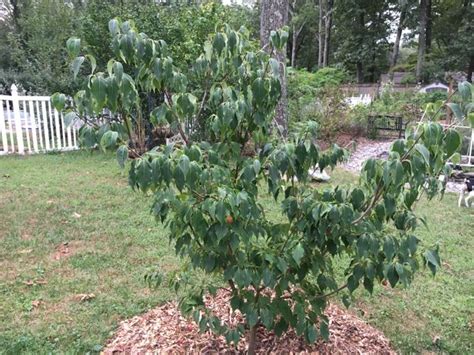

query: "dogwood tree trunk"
left=260, top=0, right=289, bottom=137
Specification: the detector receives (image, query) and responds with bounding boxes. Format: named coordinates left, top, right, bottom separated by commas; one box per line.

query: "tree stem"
left=248, top=324, right=258, bottom=355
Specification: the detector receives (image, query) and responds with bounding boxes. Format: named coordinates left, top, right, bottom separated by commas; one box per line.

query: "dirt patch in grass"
left=51, top=241, right=84, bottom=261
left=104, top=289, right=394, bottom=354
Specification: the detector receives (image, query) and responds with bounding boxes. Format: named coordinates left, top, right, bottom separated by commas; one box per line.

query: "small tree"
left=54, top=20, right=462, bottom=353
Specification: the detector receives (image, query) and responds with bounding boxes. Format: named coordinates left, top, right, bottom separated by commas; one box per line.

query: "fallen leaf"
left=32, top=300, right=43, bottom=308
left=74, top=293, right=96, bottom=302
left=73, top=212, right=81, bottom=218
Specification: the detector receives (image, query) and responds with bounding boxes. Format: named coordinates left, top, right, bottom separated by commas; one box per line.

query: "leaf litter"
left=104, top=289, right=394, bottom=354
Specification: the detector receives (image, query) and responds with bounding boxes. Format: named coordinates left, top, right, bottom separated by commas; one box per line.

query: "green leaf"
left=91, top=76, right=107, bottom=108
left=291, top=243, right=305, bottom=266
left=86, top=54, right=97, bottom=74
left=63, top=112, right=78, bottom=127
left=320, top=319, right=329, bottom=341
left=383, top=237, right=395, bottom=261
left=306, top=325, right=317, bottom=344
left=71, top=56, right=85, bottom=80
left=51, top=93, right=66, bottom=111
left=100, top=131, right=118, bottom=151
left=386, top=264, right=399, bottom=287
left=212, top=33, right=225, bottom=55
left=458, top=81, right=471, bottom=102
left=246, top=311, right=258, bottom=328
left=350, top=188, right=365, bottom=210
left=347, top=275, right=358, bottom=293
left=116, top=145, right=128, bottom=169
left=252, top=78, right=266, bottom=106
left=108, top=19, right=120, bottom=35
left=444, top=129, right=461, bottom=157
left=151, top=105, right=169, bottom=126
left=424, top=247, right=440, bottom=275
left=113, top=61, right=124, bottom=83
left=66, top=38, right=81, bottom=58
left=447, top=103, right=463, bottom=121
left=415, top=144, right=430, bottom=166
left=174, top=166, right=185, bottom=191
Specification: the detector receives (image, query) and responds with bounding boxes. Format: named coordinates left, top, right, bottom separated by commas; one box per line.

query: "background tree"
left=332, top=0, right=392, bottom=83
left=415, top=0, right=428, bottom=82
left=260, top=0, right=289, bottom=136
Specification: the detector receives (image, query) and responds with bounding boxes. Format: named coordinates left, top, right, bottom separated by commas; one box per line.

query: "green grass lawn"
left=0, top=151, right=473, bottom=353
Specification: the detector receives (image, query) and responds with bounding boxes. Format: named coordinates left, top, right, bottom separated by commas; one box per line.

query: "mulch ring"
left=103, top=289, right=394, bottom=354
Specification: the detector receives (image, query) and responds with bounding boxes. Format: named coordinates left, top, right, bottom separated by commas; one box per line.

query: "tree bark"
left=248, top=324, right=258, bottom=355
left=291, top=22, right=305, bottom=68
left=356, top=61, right=364, bottom=84
left=322, top=0, right=333, bottom=67
left=390, top=6, right=407, bottom=73
left=416, top=0, right=428, bottom=83
left=318, top=0, right=324, bottom=68
left=467, top=55, right=473, bottom=83
left=260, top=0, right=289, bottom=137
left=425, top=0, right=432, bottom=53
left=356, top=11, right=365, bottom=84
left=291, top=24, right=297, bottom=67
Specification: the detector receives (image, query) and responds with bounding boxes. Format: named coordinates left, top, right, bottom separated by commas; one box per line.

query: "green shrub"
left=400, top=73, right=416, bottom=85
left=288, top=68, right=349, bottom=140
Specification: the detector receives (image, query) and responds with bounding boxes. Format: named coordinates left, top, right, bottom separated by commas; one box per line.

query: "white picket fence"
left=0, top=85, right=79, bottom=155
left=345, top=94, right=373, bottom=107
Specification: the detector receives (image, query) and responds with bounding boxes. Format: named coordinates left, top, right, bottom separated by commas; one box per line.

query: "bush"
left=288, top=68, right=349, bottom=140
left=400, top=73, right=416, bottom=85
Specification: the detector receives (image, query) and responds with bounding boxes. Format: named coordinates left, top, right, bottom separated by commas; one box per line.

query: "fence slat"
left=0, top=100, right=8, bottom=153
left=53, top=107, right=62, bottom=149
left=7, top=100, right=15, bottom=152
left=11, top=85, right=25, bottom=154
left=22, top=100, right=32, bottom=153
left=28, top=100, right=39, bottom=152
left=41, top=100, right=51, bottom=151
left=35, top=100, right=44, bottom=150
left=47, top=101, right=56, bottom=150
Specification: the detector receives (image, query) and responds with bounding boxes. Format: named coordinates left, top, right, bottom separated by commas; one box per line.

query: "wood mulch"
left=103, top=289, right=394, bottom=354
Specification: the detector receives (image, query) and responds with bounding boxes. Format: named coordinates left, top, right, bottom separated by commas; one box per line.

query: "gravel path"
left=342, top=139, right=463, bottom=193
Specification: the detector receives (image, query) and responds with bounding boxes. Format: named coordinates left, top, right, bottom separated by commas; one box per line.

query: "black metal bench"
left=367, top=114, right=407, bottom=139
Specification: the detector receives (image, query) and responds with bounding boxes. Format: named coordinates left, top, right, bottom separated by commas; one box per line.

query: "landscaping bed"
left=104, top=289, right=394, bottom=354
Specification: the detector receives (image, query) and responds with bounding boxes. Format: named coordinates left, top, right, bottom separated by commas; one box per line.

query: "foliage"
left=447, top=81, right=474, bottom=126
left=288, top=68, right=350, bottom=140
left=332, top=0, right=393, bottom=82
left=0, top=0, right=256, bottom=95
left=78, top=1, right=257, bottom=71
left=1, top=153, right=473, bottom=353
left=55, top=20, right=463, bottom=351
left=288, top=67, right=347, bottom=91
left=347, top=85, right=452, bottom=137
left=0, top=0, right=80, bottom=95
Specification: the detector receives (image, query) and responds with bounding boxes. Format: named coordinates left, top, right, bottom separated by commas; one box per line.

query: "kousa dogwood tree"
left=52, top=20, right=462, bottom=354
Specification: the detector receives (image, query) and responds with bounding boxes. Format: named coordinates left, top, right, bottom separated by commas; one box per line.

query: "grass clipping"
left=104, top=289, right=394, bottom=353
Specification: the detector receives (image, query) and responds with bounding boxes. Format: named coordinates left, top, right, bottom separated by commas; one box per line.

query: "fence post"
left=11, top=84, right=25, bottom=154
